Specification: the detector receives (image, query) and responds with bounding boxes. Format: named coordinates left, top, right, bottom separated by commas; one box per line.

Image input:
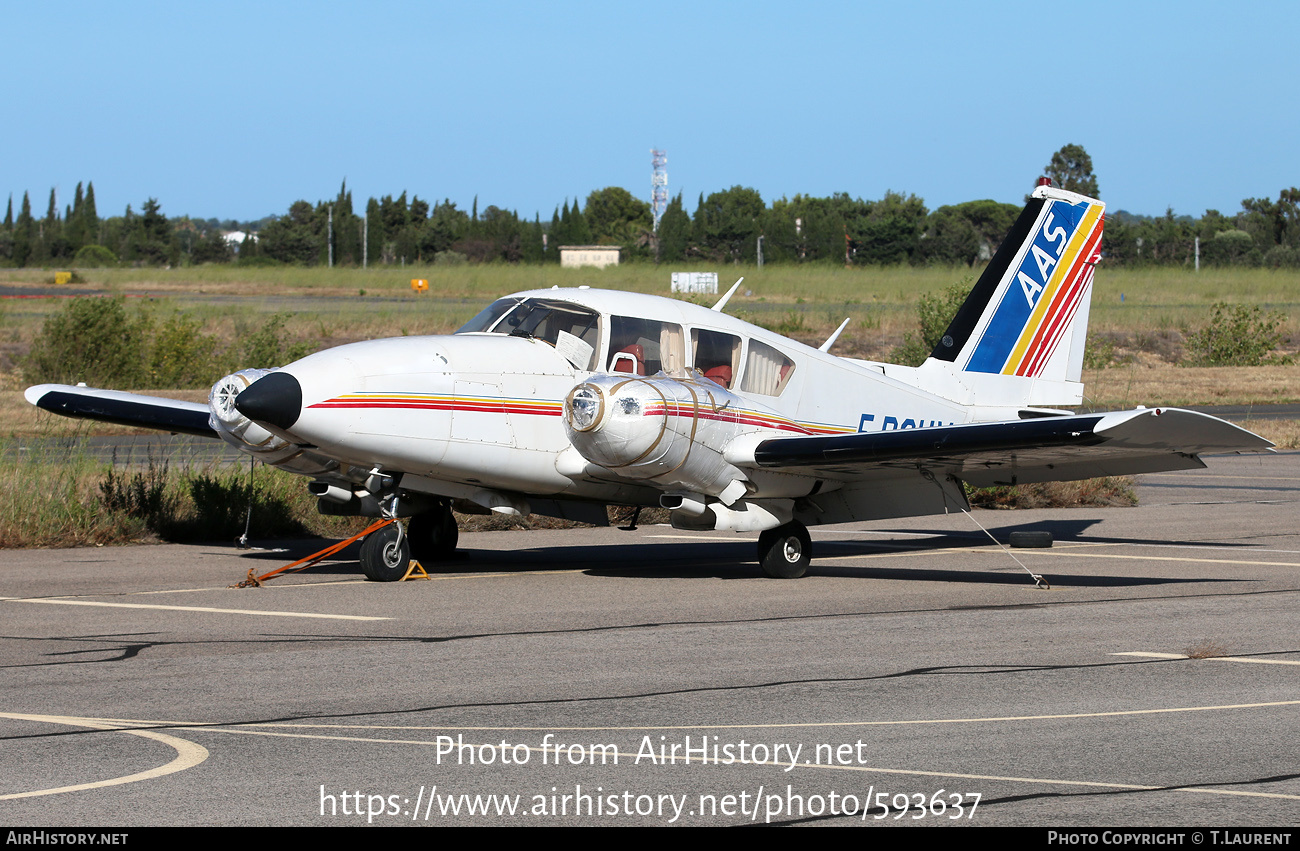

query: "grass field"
left=4, top=264, right=1298, bottom=366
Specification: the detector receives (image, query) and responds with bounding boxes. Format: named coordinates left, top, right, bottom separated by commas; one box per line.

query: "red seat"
left=703, top=365, right=732, bottom=389
left=611, top=344, right=645, bottom=375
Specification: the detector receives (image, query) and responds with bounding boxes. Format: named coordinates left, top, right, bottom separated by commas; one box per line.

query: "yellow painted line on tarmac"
left=0, top=596, right=390, bottom=621
left=804, top=538, right=1300, bottom=569
left=1114, top=652, right=1300, bottom=666
left=646, top=534, right=752, bottom=540
left=0, top=712, right=209, bottom=801
left=1141, top=472, right=1300, bottom=482
left=1014, top=550, right=1300, bottom=568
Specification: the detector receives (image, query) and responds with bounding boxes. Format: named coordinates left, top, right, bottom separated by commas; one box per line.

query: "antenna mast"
left=651, top=149, right=668, bottom=232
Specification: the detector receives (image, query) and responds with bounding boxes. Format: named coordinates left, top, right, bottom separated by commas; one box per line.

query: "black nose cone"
left=235, top=371, right=302, bottom=430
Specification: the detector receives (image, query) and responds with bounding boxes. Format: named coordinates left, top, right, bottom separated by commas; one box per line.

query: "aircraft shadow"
left=221, top=530, right=1254, bottom=588
left=869, top=517, right=1264, bottom=549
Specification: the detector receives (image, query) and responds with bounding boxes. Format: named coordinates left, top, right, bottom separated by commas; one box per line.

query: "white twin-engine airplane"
left=28, top=184, right=1272, bottom=581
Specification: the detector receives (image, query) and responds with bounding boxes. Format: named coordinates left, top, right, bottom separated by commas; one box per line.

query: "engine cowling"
left=208, top=369, right=338, bottom=477
left=563, top=372, right=761, bottom=502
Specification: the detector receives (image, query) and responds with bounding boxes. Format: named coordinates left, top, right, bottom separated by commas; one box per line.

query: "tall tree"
left=365, top=197, right=382, bottom=266
left=656, top=193, right=691, bottom=262
left=584, top=186, right=652, bottom=246
left=1242, top=187, right=1300, bottom=248
left=1044, top=144, right=1099, bottom=198
left=13, top=192, right=32, bottom=266
left=83, top=182, right=98, bottom=229
left=850, top=192, right=927, bottom=265
left=568, top=195, right=591, bottom=244
left=695, top=186, right=765, bottom=261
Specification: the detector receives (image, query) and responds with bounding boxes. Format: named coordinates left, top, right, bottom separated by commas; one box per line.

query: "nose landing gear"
left=358, top=500, right=459, bottom=582
left=358, top=522, right=411, bottom=582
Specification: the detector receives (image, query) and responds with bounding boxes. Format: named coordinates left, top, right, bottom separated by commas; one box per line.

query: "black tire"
left=1009, top=530, right=1053, bottom=548
left=757, top=522, right=812, bottom=579
left=408, top=504, right=458, bottom=565
left=359, top=524, right=411, bottom=582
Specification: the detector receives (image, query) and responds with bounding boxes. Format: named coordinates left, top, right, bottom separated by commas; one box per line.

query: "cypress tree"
left=84, top=182, right=98, bottom=224
left=569, top=196, right=592, bottom=244
left=14, top=192, right=33, bottom=266
left=365, top=197, right=382, bottom=265
left=658, top=193, right=691, bottom=262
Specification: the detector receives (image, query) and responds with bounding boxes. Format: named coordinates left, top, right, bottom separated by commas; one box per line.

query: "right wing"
left=25, top=384, right=218, bottom=438
left=748, top=407, right=1273, bottom=487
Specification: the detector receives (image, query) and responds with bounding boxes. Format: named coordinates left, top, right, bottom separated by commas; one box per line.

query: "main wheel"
left=408, top=503, right=458, bottom=565
left=757, top=521, right=811, bottom=579
left=359, top=523, right=411, bottom=582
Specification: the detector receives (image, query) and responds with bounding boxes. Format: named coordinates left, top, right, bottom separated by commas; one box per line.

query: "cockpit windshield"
left=456, top=297, right=602, bottom=370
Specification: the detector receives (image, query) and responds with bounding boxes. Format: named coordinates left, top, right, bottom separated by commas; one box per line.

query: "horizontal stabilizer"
left=25, top=384, right=217, bottom=438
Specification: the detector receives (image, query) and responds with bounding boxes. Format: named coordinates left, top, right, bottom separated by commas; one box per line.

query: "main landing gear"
left=358, top=501, right=459, bottom=582
left=408, top=500, right=459, bottom=564
left=757, top=521, right=811, bottom=579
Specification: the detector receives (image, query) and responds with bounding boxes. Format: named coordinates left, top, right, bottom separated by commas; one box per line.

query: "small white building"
left=560, top=245, right=621, bottom=269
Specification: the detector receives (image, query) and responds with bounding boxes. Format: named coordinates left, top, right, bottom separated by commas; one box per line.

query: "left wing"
left=748, top=408, right=1272, bottom=486
left=25, top=384, right=217, bottom=438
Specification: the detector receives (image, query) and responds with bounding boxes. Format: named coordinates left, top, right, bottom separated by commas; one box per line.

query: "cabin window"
left=608, top=316, right=684, bottom=376
left=740, top=339, right=796, bottom=396
left=691, top=329, right=742, bottom=390
left=456, top=297, right=601, bottom=370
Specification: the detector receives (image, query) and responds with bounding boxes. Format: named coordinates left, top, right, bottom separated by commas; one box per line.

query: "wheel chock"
left=401, top=560, right=430, bottom=581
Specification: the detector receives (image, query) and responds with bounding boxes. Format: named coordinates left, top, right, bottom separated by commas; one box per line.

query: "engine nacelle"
left=208, top=369, right=338, bottom=477
left=563, top=372, right=763, bottom=501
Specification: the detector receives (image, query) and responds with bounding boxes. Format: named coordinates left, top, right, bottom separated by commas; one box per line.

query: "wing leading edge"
left=750, top=408, right=1272, bottom=486
left=25, top=384, right=217, bottom=438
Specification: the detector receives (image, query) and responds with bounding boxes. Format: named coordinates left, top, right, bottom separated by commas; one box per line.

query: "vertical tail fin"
left=920, top=184, right=1104, bottom=408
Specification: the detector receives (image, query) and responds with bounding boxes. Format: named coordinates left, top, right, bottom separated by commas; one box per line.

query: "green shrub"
left=1183, top=302, right=1291, bottom=366
left=1262, top=246, right=1300, bottom=269
left=96, top=460, right=314, bottom=543
left=23, top=297, right=152, bottom=387
left=150, top=312, right=218, bottom=387
left=1083, top=333, right=1116, bottom=369
left=1202, top=230, right=1256, bottom=266
left=891, top=277, right=973, bottom=366
left=100, top=462, right=173, bottom=529
left=234, top=313, right=316, bottom=369
left=72, top=244, right=119, bottom=268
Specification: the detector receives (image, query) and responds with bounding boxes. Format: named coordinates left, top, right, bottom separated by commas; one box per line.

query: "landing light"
left=566, top=384, right=605, bottom=432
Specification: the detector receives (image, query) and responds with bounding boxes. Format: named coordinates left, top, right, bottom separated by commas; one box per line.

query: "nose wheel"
left=757, top=521, right=811, bottom=579
left=359, top=522, right=411, bottom=582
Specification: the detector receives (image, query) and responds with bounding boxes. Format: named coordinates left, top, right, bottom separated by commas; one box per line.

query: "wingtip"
left=24, top=385, right=55, bottom=406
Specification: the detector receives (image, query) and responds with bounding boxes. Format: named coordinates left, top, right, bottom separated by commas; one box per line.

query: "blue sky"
left=4, top=1, right=1296, bottom=223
